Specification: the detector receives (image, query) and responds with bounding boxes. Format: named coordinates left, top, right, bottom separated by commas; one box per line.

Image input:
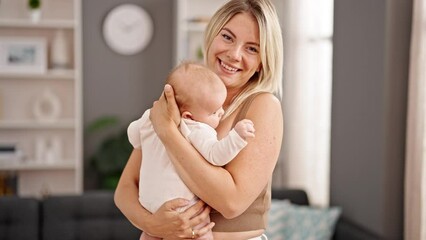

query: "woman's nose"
left=227, top=45, right=242, bottom=62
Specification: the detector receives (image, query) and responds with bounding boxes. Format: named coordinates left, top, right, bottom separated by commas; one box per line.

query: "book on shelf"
left=0, top=144, right=24, bottom=164
left=0, top=172, right=17, bottom=196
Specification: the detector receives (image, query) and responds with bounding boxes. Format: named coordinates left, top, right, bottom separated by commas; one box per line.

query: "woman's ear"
left=182, top=111, right=193, bottom=120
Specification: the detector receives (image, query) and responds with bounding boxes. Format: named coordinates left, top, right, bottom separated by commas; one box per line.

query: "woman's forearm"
left=156, top=94, right=283, bottom=218
left=159, top=125, right=243, bottom=218
left=114, top=178, right=155, bottom=233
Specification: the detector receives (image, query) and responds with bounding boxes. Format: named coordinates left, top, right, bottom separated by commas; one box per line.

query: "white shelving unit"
left=0, top=19, right=75, bottom=29
left=0, top=0, right=82, bottom=198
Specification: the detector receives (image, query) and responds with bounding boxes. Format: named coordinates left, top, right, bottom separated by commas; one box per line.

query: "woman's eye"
left=221, top=33, right=232, bottom=41
left=248, top=46, right=259, bottom=53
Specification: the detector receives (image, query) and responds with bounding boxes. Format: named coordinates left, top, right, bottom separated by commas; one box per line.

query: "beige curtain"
left=405, top=0, right=426, bottom=239
left=273, top=0, right=333, bottom=207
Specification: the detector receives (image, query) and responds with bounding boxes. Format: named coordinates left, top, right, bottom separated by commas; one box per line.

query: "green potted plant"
left=28, top=0, right=42, bottom=22
left=86, top=116, right=132, bottom=190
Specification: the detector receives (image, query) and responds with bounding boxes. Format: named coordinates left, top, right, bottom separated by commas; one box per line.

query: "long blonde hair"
left=204, top=0, right=283, bottom=118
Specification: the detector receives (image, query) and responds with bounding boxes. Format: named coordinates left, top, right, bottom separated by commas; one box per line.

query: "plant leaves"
left=90, top=128, right=132, bottom=176
left=85, top=116, right=119, bottom=134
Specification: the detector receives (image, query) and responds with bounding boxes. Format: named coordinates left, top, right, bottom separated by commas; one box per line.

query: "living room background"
left=0, top=0, right=411, bottom=239
left=82, top=0, right=410, bottom=238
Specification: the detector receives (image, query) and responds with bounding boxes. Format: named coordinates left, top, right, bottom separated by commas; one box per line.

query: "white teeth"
left=220, top=61, right=238, bottom=72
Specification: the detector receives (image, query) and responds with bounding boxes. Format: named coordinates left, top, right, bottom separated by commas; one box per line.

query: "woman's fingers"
left=151, top=84, right=180, bottom=127
left=163, top=198, right=190, bottom=211
left=190, top=203, right=211, bottom=225
left=182, top=200, right=205, bottom=218
left=158, top=199, right=214, bottom=239
left=164, top=84, right=181, bottom=125
left=164, top=84, right=175, bottom=102
left=192, top=222, right=215, bottom=239
left=182, top=201, right=214, bottom=239
left=182, top=200, right=213, bottom=226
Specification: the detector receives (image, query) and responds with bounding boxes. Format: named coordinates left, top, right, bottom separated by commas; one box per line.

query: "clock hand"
left=126, top=18, right=143, bottom=31
left=116, top=18, right=131, bottom=32
left=115, top=17, right=137, bottom=33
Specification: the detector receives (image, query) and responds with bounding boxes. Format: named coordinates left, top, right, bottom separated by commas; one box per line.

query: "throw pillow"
left=266, top=200, right=341, bottom=240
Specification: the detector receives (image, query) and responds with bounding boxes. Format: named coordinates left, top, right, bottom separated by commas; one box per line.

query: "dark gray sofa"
left=0, top=197, right=39, bottom=239
left=0, top=189, right=379, bottom=240
left=271, top=189, right=380, bottom=240
left=0, top=191, right=140, bottom=240
left=42, top=191, right=140, bottom=240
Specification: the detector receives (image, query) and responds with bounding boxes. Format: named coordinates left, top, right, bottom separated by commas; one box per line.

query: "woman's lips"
left=219, top=59, right=240, bottom=73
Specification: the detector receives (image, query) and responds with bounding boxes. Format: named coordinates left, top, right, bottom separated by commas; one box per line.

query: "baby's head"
left=167, top=62, right=226, bottom=129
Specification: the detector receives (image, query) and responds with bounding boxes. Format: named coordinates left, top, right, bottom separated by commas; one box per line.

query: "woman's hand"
left=150, top=84, right=181, bottom=137
left=148, top=198, right=215, bottom=239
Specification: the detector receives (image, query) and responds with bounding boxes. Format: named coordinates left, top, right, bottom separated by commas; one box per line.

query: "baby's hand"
left=234, top=119, right=255, bottom=140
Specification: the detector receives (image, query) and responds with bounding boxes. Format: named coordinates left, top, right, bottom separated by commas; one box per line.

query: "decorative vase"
left=33, top=88, right=61, bottom=122
left=51, top=29, right=71, bottom=69
left=35, top=137, right=46, bottom=162
left=29, top=9, right=41, bottom=23
left=28, top=0, right=42, bottom=23
left=35, top=136, right=63, bottom=164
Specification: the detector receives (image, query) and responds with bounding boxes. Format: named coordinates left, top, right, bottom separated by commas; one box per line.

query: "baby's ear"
left=182, top=111, right=193, bottom=120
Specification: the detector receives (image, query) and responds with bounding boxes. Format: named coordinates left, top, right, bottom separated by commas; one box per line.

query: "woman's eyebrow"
left=222, top=28, right=260, bottom=46
left=222, top=28, right=236, bottom=38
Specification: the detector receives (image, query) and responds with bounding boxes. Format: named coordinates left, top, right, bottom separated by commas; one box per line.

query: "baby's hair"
left=166, top=61, right=225, bottom=114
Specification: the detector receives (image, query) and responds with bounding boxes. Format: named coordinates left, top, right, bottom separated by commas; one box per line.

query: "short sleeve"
left=127, top=110, right=149, bottom=149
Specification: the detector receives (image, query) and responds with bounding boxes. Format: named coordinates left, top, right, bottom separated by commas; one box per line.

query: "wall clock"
left=103, top=4, right=153, bottom=55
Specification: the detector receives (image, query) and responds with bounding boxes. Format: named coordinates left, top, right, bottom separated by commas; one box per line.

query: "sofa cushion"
left=266, top=200, right=341, bottom=240
left=333, top=217, right=380, bottom=240
left=42, top=191, right=141, bottom=240
left=271, top=188, right=310, bottom=205
left=0, top=196, right=40, bottom=240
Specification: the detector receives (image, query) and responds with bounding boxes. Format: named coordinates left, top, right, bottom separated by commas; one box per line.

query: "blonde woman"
left=115, top=0, right=283, bottom=239
left=130, top=62, right=255, bottom=240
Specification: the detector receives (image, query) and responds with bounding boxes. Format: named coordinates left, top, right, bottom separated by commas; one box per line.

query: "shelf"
left=0, top=69, right=75, bottom=80
left=0, top=161, right=75, bottom=171
left=0, top=0, right=83, bottom=197
left=0, top=119, right=75, bottom=129
left=0, top=18, right=75, bottom=29
left=183, top=22, right=208, bottom=32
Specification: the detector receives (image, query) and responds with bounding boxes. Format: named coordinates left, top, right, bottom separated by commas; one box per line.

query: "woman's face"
left=207, top=12, right=261, bottom=94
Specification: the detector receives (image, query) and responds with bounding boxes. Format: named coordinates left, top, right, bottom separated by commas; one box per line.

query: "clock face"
left=103, top=4, right=153, bottom=55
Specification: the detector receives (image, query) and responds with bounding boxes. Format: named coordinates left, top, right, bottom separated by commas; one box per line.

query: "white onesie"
left=127, top=109, right=247, bottom=213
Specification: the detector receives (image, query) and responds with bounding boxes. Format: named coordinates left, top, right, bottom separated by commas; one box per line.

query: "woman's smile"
left=219, top=59, right=241, bottom=73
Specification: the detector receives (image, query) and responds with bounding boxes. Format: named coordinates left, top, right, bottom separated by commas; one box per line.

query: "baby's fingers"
left=246, top=122, right=255, bottom=133
left=240, top=119, right=254, bottom=126
left=244, top=131, right=255, bottom=138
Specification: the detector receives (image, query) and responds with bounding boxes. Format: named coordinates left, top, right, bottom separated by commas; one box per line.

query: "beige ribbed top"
left=211, top=92, right=272, bottom=232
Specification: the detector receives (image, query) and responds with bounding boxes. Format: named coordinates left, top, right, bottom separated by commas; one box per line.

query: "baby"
left=127, top=62, right=255, bottom=240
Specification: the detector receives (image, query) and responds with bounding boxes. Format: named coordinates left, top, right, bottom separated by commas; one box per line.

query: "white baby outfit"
left=127, top=109, right=247, bottom=213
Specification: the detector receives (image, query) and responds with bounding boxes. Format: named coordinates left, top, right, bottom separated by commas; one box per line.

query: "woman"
left=115, top=0, right=283, bottom=239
